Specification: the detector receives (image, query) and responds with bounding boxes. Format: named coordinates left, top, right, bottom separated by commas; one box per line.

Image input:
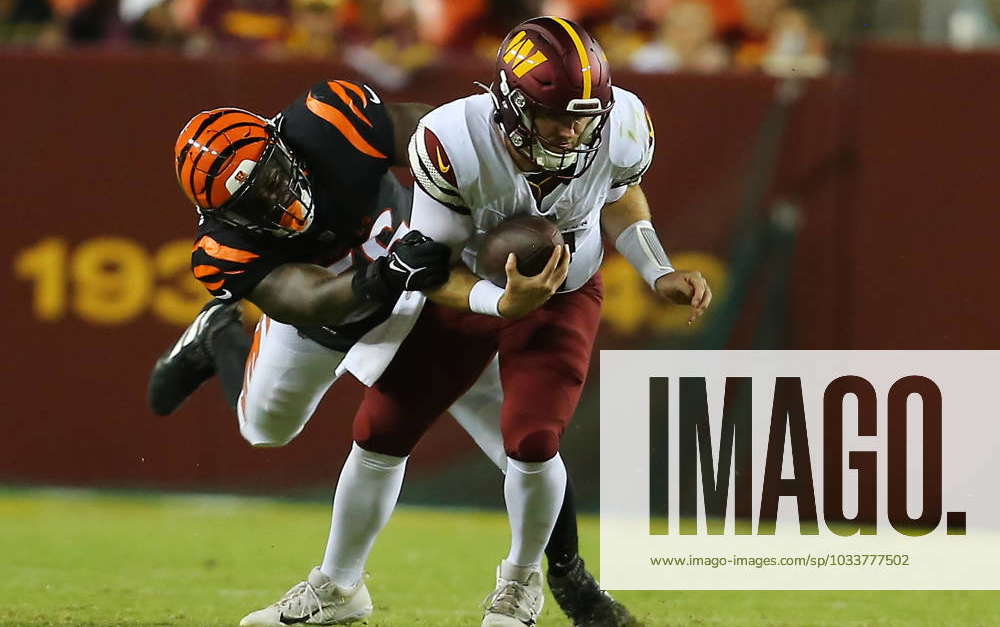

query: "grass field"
left=0, top=488, right=996, bottom=627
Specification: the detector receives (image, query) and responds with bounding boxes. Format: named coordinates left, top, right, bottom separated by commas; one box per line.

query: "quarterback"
left=150, top=77, right=634, bottom=626
left=340, top=16, right=712, bottom=627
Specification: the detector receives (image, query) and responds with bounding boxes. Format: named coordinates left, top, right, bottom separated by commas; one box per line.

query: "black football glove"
left=352, top=230, right=451, bottom=303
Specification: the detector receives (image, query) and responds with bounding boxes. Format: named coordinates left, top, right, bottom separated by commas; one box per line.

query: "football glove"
left=352, top=230, right=451, bottom=303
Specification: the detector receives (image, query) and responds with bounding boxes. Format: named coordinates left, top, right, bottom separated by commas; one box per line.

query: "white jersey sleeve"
left=410, top=184, right=473, bottom=259
left=408, top=101, right=476, bottom=216
left=406, top=99, right=482, bottom=259
left=606, top=87, right=656, bottom=202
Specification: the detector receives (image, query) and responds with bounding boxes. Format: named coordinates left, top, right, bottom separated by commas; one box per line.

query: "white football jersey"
left=409, top=86, right=655, bottom=292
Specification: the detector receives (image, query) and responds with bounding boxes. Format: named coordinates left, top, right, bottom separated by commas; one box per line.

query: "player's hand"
left=386, top=230, right=451, bottom=291
left=654, top=270, right=712, bottom=324
left=354, top=231, right=451, bottom=303
left=498, top=244, right=570, bottom=318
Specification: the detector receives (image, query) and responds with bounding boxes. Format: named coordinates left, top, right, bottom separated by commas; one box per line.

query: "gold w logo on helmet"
left=502, top=31, right=548, bottom=78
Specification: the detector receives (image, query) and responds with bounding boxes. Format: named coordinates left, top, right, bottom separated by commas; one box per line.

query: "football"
left=477, top=215, right=564, bottom=287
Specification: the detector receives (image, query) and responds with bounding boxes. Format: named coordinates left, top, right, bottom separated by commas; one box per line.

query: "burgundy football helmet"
left=490, top=16, right=614, bottom=178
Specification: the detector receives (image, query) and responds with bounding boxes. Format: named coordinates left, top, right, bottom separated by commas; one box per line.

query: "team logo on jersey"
left=435, top=146, right=451, bottom=173
left=502, top=30, right=548, bottom=78
left=362, top=84, right=381, bottom=104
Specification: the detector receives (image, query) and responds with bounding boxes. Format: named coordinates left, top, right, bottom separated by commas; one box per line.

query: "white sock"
left=504, top=454, right=567, bottom=570
left=320, top=443, right=407, bottom=588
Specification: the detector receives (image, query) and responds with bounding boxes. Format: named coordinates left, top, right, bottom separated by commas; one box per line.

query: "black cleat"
left=547, top=556, right=641, bottom=627
left=147, top=300, right=242, bottom=415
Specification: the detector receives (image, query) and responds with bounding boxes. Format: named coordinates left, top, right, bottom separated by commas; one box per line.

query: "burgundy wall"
left=844, top=45, right=1000, bottom=348
left=1, top=44, right=996, bottom=490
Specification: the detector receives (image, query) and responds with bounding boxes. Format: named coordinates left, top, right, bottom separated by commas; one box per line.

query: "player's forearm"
left=602, top=184, right=675, bottom=288
left=424, top=264, right=479, bottom=310
left=425, top=263, right=512, bottom=317
left=249, top=263, right=361, bottom=327
left=601, top=184, right=653, bottom=241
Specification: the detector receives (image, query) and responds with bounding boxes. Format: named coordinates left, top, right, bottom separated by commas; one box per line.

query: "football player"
left=150, top=79, right=636, bottom=626
left=334, top=17, right=712, bottom=626
left=152, top=85, right=449, bottom=425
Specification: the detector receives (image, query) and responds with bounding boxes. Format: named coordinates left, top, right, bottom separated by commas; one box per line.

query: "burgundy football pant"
left=353, top=275, right=604, bottom=462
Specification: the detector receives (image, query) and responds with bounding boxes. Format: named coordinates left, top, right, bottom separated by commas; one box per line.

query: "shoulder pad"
left=282, top=79, right=393, bottom=164
left=608, top=87, right=655, bottom=187
left=408, top=101, right=476, bottom=214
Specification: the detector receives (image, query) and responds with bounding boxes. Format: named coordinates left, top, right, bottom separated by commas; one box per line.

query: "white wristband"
left=615, top=219, right=674, bottom=289
left=469, top=279, right=504, bottom=317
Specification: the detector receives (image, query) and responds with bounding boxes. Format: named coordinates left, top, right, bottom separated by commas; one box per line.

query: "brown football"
left=478, top=215, right=564, bottom=287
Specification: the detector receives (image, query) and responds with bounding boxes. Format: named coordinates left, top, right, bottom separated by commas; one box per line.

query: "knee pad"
left=507, top=428, right=560, bottom=462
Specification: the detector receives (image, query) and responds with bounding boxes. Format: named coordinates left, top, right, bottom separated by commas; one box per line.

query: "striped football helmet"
left=174, top=108, right=314, bottom=237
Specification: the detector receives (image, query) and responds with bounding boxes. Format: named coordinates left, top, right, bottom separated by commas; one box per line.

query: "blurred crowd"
left=2, top=0, right=999, bottom=84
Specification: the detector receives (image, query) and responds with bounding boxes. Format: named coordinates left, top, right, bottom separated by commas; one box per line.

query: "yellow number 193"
left=14, top=237, right=207, bottom=326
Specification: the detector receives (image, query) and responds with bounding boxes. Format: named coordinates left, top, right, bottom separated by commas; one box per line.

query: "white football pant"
left=237, top=315, right=507, bottom=471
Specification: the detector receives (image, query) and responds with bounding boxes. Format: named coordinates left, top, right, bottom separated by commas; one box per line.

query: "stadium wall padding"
left=1, top=44, right=997, bottom=499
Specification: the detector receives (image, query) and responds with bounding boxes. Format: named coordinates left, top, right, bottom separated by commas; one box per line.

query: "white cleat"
left=240, top=567, right=373, bottom=626
left=481, top=560, right=544, bottom=626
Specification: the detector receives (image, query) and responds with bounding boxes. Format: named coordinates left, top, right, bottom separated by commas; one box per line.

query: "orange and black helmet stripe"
left=175, top=108, right=271, bottom=210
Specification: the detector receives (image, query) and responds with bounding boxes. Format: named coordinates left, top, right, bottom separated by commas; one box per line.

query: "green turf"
left=0, top=489, right=995, bottom=626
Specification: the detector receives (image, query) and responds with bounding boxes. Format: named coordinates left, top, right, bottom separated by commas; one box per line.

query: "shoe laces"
left=484, top=577, right=533, bottom=619
left=275, top=580, right=325, bottom=617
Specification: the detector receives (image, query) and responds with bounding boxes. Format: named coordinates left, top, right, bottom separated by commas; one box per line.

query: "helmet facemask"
left=494, top=70, right=611, bottom=179
left=214, top=134, right=315, bottom=238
